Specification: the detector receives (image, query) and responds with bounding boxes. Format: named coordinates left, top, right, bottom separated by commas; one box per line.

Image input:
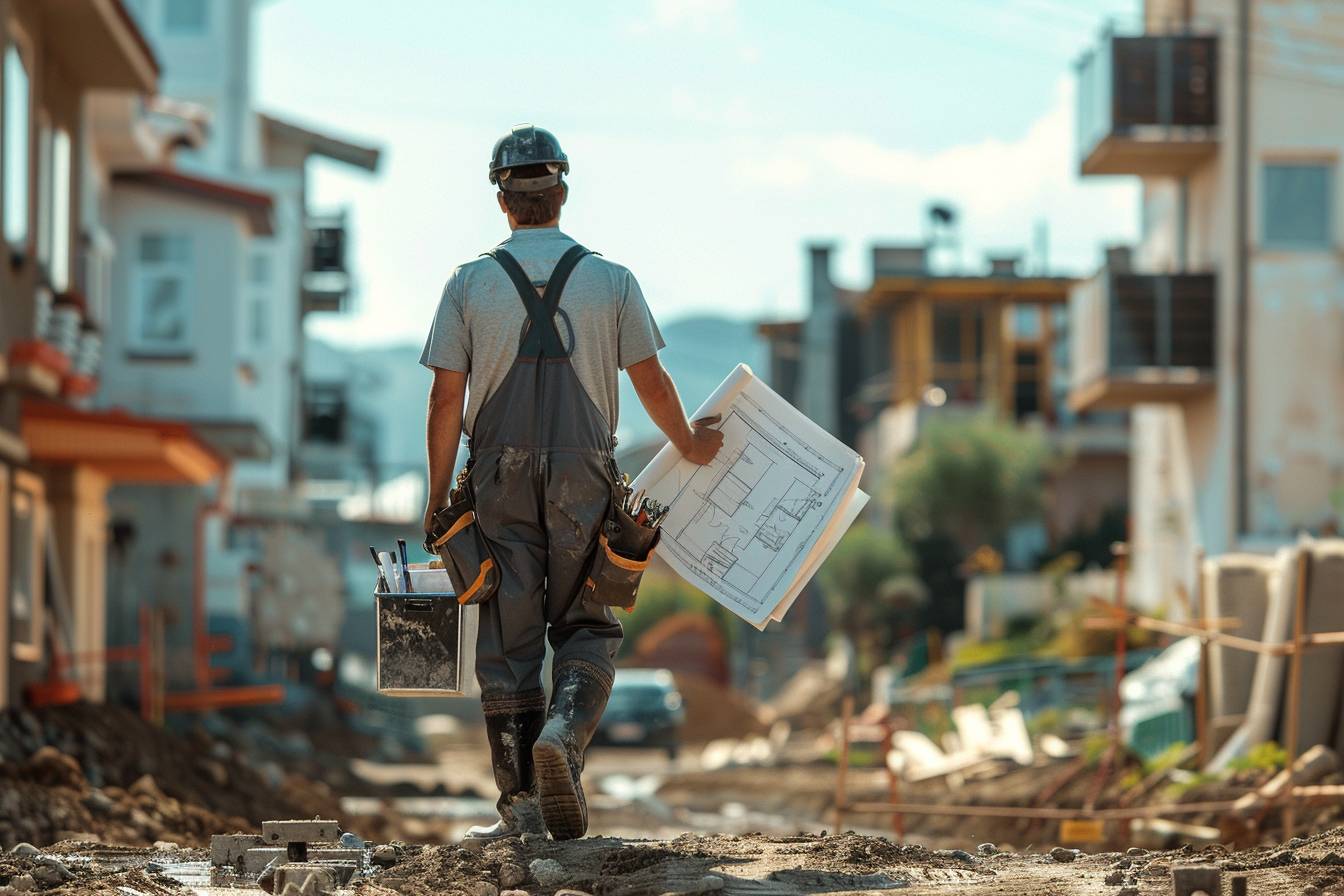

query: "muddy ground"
left=3, top=828, right=1344, bottom=895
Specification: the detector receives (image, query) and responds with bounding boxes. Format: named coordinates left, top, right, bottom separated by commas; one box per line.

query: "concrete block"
left=1172, top=865, right=1220, bottom=896
left=261, top=820, right=340, bottom=846
left=244, top=847, right=286, bottom=874
left=273, top=863, right=337, bottom=895
left=245, top=846, right=361, bottom=874
left=210, top=834, right=264, bottom=870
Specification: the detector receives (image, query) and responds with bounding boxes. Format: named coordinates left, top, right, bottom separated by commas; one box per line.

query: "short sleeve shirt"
left=419, top=227, right=664, bottom=436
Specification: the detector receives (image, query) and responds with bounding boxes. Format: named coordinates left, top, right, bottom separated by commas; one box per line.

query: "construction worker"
left=420, top=124, right=724, bottom=843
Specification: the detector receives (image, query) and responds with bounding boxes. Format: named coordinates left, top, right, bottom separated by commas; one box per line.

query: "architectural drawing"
left=632, top=365, right=867, bottom=628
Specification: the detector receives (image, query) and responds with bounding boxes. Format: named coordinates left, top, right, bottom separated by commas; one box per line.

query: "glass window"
left=1263, top=162, right=1332, bottom=250
left=249, top=296, right=267, bottom=346
left=248, top=250, right=271, bottom=285
left=1012, top=306, right=1042, bottom=340
left=49, top=129, right=71, bottom=291
left=933, top=307, right=963, bottom=364
left=132, top=233, right=193, bottom=354
left=3, top=45, right=31, bottom=248
left=164, top=0, right=208, bottom=33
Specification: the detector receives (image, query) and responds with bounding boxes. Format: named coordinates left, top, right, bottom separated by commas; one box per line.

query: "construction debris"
left=1233, top=744, right=1339, bottom=816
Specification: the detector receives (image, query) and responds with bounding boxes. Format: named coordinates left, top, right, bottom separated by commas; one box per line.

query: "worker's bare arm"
left=423, top=367, right=469, bottom=535
left=625, top=355, right=724, bottom=465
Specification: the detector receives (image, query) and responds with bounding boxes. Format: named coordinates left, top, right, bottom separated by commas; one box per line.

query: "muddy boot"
left=532, top=661, right=612, bottom=840
left=463, top=696, right=546, bottom=847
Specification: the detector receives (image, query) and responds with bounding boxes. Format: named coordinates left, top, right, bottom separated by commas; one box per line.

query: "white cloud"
left=729, top=76, right=1137, bottom=274
left=650, top=0, right=738, bottom=32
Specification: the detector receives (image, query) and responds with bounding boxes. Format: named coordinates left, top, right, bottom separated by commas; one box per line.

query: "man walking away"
left=420, top=124, right=723, bottom=843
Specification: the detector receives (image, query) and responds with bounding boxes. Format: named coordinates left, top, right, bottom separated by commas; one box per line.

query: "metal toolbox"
left=375, top=566, right=476, bottom=697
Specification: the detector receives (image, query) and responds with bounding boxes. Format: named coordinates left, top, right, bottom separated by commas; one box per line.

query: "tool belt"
left=425, top=464, right=500, bottom=606
left=579, top=487, right=660, bottom=612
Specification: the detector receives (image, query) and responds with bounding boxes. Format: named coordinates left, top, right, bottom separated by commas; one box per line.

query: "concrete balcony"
left=1076, top=32, right=1218, bottom=176
left=1069, top=267, right=1217, bottom=412
left=301, top=212, right=352, bottom=314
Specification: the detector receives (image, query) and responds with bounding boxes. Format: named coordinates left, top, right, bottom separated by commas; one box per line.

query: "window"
left=163, top=0, right=208, bottom=33
left=10, top=470, right=45, bottom=663
left=81, top=227, right=115, bottom=326
left=930, top=306, right=986, bottom=404
left=248, top=250, right=270, bottom=347
left=131, top=233, right=193, bottom=355
left=3, top=44, right=31, bottom=248
left=249, top=297, right=267, bottom=347
left=49, top=129, right=71, bottom=290
left=1263, top=162, right=1333, bottom=250
left=38, top=125, right=71, bottom=289
left=248, top=250, right=271, bottom=285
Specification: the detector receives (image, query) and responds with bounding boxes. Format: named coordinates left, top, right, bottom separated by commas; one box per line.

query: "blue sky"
left=255, top=0, right=1144, bottom=348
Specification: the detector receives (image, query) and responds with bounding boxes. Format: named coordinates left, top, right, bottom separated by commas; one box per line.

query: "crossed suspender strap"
left=485, top=244, right=591, bottom=358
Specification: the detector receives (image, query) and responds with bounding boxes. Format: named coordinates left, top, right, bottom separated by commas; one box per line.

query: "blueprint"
left=631, top=365, right=868, bottom=629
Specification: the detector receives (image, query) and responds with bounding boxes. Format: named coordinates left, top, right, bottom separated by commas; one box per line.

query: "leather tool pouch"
left=426, top=477, right=500, bottom=606
left=579, top=495, right=660, bottom=611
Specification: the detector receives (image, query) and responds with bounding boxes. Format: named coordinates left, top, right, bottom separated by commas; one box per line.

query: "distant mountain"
left=616, top=315, right=768, bottom=448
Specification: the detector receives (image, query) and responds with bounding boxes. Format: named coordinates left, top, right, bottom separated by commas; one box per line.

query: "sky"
left=254, top=0, right=1145, bottom=349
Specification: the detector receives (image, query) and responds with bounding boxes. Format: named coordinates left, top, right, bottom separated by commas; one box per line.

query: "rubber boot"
left=462, top=701, right=546, bottom=847
left=532, top=661, right=612, bottom=840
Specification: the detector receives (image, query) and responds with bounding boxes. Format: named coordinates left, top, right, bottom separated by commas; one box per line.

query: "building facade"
left=96, top=0, right=381, bottom=691
left=0, top=0, right=227, bottom=709
left=762, top=241, right=1129, bottom=562
left=1067, top=0, right=1344, bottom=611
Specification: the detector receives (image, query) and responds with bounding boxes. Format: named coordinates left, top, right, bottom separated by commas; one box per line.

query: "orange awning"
left=21, top=400, right=226, bottom=485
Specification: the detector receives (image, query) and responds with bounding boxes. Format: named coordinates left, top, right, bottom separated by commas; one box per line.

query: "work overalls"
left=466, top=243, right=622, bottom=841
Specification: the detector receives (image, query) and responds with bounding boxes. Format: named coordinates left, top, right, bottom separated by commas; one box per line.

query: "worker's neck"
left=510, top=218, right=560, bottom=231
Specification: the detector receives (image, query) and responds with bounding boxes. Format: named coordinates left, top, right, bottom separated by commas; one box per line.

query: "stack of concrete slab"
left=1204, top=553, right=1276, bottom=724
left=1297, top=540, right=1344, bottom=757
left=1206, top=537, right=1344, bottom=771
left=211, top=819, right=361, bottom=894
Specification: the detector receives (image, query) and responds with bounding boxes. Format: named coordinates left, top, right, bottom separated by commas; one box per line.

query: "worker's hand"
left=422, top=503, right=439, bottom=547
left=678, top=415, right=724, bottom=465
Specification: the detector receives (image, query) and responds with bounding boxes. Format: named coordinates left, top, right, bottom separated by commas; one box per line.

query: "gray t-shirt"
left=419, top=227, right=665, bottom=436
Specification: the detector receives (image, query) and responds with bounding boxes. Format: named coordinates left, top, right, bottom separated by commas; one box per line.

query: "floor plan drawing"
left=633, top=366, right=866, bottom=627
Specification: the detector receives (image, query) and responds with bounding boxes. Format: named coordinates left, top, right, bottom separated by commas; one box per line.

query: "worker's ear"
left=496, top=191, right=508, bottom=214
left=561, top=181, right=568, bottom=205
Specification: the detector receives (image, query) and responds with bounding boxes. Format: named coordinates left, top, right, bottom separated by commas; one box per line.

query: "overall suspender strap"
left=485, top=244, right=590, bottom=358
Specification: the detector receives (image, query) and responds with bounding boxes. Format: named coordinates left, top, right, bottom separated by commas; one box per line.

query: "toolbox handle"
left=404, top=599, right=435, bottom=613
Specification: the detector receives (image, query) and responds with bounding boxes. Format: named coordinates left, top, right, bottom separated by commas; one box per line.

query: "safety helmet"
left=488, top=124, right=570, bottom=192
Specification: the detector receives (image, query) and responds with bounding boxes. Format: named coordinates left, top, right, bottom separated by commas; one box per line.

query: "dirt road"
left=9, top=826, right=1342, bottom=895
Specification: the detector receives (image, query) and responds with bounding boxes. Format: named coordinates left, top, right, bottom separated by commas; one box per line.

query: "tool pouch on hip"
left=579, top=497, right=660, bottom=611
left=426, top=479, right=500, bottom=606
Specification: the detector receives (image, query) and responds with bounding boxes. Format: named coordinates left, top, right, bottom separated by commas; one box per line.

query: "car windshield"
left=607, top=683, right=670, bottom=709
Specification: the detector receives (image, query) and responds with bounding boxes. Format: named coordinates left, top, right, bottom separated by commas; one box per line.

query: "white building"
left=94, top=0, right=381, bottom=690
left=1068, top=0, right=1344, bottom=611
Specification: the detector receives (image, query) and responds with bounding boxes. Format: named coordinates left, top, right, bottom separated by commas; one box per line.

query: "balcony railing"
left=301, top=212, right=352, bottom=314
left=1076, top=32, right=1218, bottom=176
left=1069, top=268, right=1216, bottom=411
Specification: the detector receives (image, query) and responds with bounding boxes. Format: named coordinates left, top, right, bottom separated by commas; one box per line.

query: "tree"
left=817, top=524, right=923, bottom=676
left=889, top=415, right=1052, bottom=555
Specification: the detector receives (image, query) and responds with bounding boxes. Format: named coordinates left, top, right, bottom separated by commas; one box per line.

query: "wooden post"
left=1281, top=549, right=1310, bottom=841
left=1111, top=543, right=1128, bottom=729
left=881, top=720, right=903, bottom=841
left=137, top=606, right=152, bottom=722
left=834, top=695, right=854, bottom=832
left=1194, top=549, right=1211, bottom=767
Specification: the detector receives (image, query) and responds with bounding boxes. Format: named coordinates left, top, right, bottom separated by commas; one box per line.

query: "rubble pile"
left=0, top=703, right=341, bottom=849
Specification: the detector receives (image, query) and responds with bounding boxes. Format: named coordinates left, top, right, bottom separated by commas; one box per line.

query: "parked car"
left=593, top=668, right=685, bottom=759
